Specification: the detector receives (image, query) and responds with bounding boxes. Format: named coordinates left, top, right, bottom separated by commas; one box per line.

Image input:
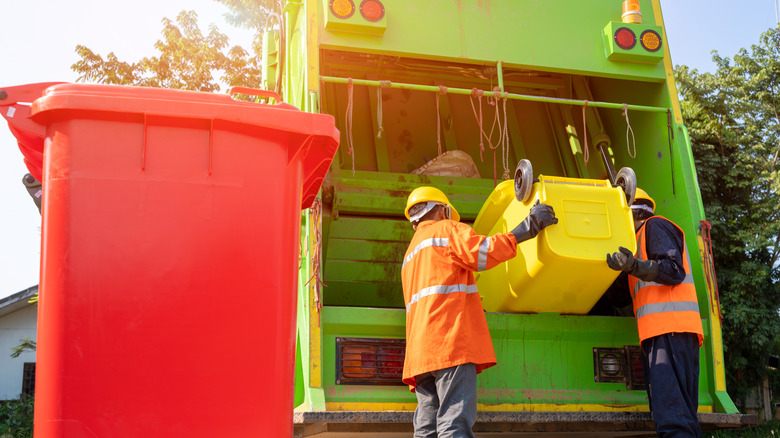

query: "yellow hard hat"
left=634, top=188, right=656, bottom=212
left=404, top=186, right=460, bottom=222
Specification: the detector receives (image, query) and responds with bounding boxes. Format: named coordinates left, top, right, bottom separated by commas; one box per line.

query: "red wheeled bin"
left=0, top=83, right=339, bottom=437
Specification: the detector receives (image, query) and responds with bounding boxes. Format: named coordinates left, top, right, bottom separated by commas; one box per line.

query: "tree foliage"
left=675, top=27, right=780, bottom=408
left=71, top=0, right=279, bottom=92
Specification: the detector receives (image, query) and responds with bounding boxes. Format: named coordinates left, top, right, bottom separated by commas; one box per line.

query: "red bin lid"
left=1, top=83, right=340, bottom=209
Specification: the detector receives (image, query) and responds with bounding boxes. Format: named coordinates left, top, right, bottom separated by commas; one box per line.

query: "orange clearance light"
left=360, top=0, right=385, bottom=22
left=640, top=30, right=662, bottom=52
left=614, top=27, right=637, bottom=50
left=622, top=0, right=642, bottom=24
left=330, top=0, right=355, bottom=19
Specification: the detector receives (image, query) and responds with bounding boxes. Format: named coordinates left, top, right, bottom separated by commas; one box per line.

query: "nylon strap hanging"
left=346, top=78, right=355, bottom=175
left=436, top=85, right=447, bottom=157
left=582, top=100, right=590, bottom=165
left=622, top=103, right=637, bottom=158
left=376, top=80, right=391, bottom=139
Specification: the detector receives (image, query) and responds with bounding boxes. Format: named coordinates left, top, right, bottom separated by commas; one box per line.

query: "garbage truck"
left=272, top=0, right=756, bottom=435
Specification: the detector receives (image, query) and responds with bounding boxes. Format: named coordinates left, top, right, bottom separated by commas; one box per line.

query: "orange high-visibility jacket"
left=628, top=216, right=704, bottom=345
left=400, top=219, right=518, bottom=391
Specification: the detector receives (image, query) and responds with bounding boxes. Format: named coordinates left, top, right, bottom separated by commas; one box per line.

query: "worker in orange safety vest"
left=606, top=188, right=704, bottom=437
left=401, top=186, right=558, bottom=437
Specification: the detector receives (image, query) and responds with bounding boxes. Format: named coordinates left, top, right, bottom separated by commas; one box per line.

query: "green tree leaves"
left=72, top=7, right=267, bottom=92
left=676, top=26, right=780, bottom=409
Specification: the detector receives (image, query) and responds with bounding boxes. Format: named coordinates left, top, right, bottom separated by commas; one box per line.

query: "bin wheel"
left=514, top=159, right=534, bottom=203
left=615, top=167, right=637, bottom=205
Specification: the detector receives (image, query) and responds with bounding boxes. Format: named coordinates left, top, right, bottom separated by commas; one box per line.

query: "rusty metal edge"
left=293, top=410, right=757, bottom=428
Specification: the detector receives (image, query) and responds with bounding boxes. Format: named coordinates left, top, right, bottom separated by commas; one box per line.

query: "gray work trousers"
left=412, top=363, right=477, bottom=438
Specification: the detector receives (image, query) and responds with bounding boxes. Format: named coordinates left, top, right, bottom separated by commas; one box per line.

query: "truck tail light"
left=336, top=337, right=405, bottom=385
left=360, top=0, right=385, bottom=22
left=593, top=345, right=646, bottom=390
left=330, top=0, right=355, bottom=19
left=640, top=30, right=662, bottom=52
left=614, top=27, right=637, bottom=50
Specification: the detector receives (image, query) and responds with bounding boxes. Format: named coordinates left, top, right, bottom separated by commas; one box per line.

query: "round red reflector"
left=640, top=30, right=662, bottom=52
left=360, top=0, right=385, bottom=22
left=330, top=0, right=355, bottom=19
left=614, top=27, right=637, bottom=50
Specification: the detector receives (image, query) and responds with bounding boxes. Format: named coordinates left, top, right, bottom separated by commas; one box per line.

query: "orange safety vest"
left=400, top=219, right=517, bottom=391
left=628, top=216, right=704, bottom=346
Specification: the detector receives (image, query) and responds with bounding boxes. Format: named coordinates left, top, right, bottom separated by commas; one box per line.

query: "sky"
left=0, top=0, right=778, bottom=299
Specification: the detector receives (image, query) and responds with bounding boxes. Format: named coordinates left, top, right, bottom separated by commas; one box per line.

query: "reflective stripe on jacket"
left=400, top=219, right=517, bottom=390
left=628, top=216, right=704, bottom=345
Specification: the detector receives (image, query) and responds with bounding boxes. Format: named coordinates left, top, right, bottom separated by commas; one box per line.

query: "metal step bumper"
left=294, top=410, right=756, bottom=437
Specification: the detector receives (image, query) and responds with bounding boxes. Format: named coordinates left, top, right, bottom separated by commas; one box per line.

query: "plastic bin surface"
left=12, top=83, right=339, bottom=437
left=473, top=177, right=636, bottom=314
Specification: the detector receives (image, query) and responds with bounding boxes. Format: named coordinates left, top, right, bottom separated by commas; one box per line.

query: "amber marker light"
left=330, top=0, right=355, bottom=18
left=640, top=30, right=662, bottom=52
left=614, top=27, right=637, bottom=50
left=360, top=0, right=385, bottom=22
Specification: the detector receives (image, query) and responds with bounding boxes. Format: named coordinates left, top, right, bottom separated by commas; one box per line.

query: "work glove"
left=510, top=200, right=558, bottom=244
left=606, top=246, right=658, bottom=281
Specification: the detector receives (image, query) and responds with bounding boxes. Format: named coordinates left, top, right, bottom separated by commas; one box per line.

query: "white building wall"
left=0, top=304, right=37, bottom=400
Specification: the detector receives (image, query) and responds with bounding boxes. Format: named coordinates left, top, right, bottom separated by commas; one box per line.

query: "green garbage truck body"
left=270, top=0, right=751, bottom=434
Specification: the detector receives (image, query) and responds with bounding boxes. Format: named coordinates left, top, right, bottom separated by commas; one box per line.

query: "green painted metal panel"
left=323, top=216, right=408, bottom=307
left=318, top=0, right=667, bottom=82
left=328, top=216, right=414, bottom=242
left=328, top=171, right=496, bottom=220
left=318, top=307, right=718, bottom=408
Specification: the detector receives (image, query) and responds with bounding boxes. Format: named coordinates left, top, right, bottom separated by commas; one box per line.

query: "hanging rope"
left=582, top=100, right=590, bottom=165
left=501, top=92, right=510, bottom=180
left=489, top=87, right=501, bottom=184
left=469, top=88, right=487, bottom=162
left=699, top=220, right=723, bottom=322
left=622, top=103, right=637, bottom=158
left=667, top=109, right=676, bottom=195
left=346, top=78, right=355, bottom=175
left=304, top=197, right=326, bottom=324
left=490, top=87, right=510, bottom=182
left=436, top=85, right=447, bottom=157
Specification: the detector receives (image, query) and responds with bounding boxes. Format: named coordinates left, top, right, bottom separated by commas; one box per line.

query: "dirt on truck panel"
left=284, top=0, right=753, bottom=434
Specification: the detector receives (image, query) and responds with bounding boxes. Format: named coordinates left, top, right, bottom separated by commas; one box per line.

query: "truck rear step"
left=294, top=411, right=756, bottom=437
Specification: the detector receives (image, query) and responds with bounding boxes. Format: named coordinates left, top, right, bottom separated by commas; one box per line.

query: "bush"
left=0, top=397, right=34, bottom=438
left=708, top=420, right=780, bottom=438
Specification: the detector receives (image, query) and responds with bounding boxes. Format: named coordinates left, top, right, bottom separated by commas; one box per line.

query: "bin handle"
left=228, top=87, right=282, bottom=103
left=0, top=82, right=68, bottom=106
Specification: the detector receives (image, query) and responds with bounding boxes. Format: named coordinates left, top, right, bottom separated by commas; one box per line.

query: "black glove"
left=510, top=200, right=558, bottom=243
left=606, top=246, right=658, bottom=281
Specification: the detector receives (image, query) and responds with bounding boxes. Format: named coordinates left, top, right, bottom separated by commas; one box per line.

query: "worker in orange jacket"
left=606, top=188, right=704, bottom=437
left=401, top=186, right=557, bottom=437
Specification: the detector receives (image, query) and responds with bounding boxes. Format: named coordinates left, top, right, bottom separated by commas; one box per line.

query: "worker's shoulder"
left=439, top=219, right=476, bottom=234
left=644, top=216, right=684, bottom=241
left=645, top=216, right=680, bottom=230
